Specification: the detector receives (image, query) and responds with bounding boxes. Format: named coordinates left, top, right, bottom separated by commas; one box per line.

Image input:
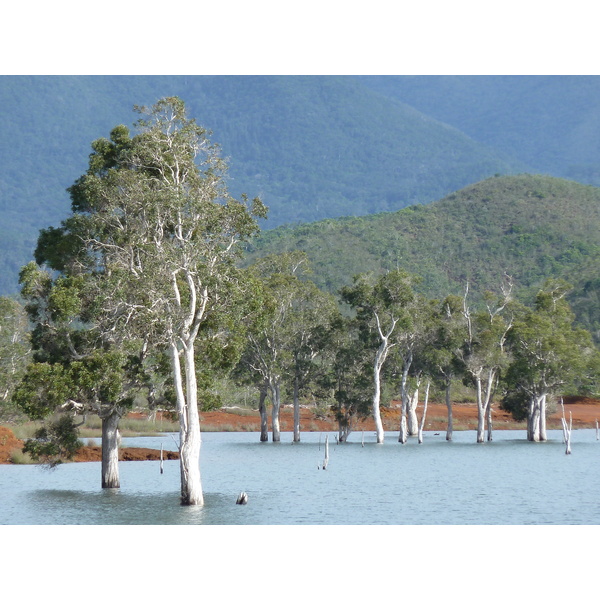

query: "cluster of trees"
left=1, top=98, right=599, bottom=508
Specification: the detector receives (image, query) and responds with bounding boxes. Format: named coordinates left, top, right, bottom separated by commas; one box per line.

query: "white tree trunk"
left=172, top=343, right=203, bottom=506
left=293, top=376, right=300, bottom=443
left=271, top=380, right=281, bottom=442
left=418, top=382, right=430, bottom=444
left=372, top=345, right=387, bottom=444
left=539, top=394, right=547, bottom=441
left=407, top=387, right=420, bottom=436
left=528, top=394, right=548, bottom=442
left=398, top=360, right=411, bottom=444
left=101, top=411, right=121, bottom=489
left=476, top=370, right=495, bottom=443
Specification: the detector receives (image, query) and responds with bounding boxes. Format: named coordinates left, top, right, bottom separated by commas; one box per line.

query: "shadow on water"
left=25, top=488, right=249, bottom=525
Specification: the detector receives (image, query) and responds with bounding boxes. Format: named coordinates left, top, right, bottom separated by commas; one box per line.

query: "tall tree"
left=502, top=279, right=600, bottom=441
left=324, top=315, right=372, bottom=442
left=28, top=97, right=265, bottom=505
left=14, top=262, right=150, bottom=484
left=455, top=279, right=514, bottom=443
left=429, top=294, right=467, bottom=441
left=341, top=270, right=416, bottom=444
left=239, top=252, right=334, bottom=442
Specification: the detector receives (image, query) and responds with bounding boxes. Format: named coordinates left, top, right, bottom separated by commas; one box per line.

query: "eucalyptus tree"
left=341, top=270, right=416, bottom=444
left=388, top=293, right=437, bottom=444
left=455, top=279, right=515, bottom=443
left=31, top=97, right=265, bottom=505
left=321, top=314, right=372, bottom=442
left=13, top=261, right=150, bottom=485
left=286, top=274, right=339, bottom=442
left=0, top=296, right=30, bottom=421
left=430, top=294, right=468, bottom=441
left=502, top=279, right=599, bottom=441
left=241, top=251, right=333, bottom=442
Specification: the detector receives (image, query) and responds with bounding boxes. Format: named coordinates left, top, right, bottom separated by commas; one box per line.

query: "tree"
left=0, top=296, right=30, bottom=421
left=388, top=293, right=436, bottom=444
left=238, top=252, right=335, bottom=442
left=503, top=279, right=599, bottom=441
left=323, top=315, right=372, bottom=442
left=430, top=294, right=468, bottom=441
left=28, top=97, right=265, bottom=505
left=455, top=279, right=514, bottom=443
left=14, top=262, right=151, bottom=484
left=341, top=270, right=416, bottom=443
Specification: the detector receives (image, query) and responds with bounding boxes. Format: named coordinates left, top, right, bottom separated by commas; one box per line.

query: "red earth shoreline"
left=2, top=396, right=599, bottom=464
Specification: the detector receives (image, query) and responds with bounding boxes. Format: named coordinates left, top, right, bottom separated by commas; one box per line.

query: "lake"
left=1, top=428, right=599, bottom=525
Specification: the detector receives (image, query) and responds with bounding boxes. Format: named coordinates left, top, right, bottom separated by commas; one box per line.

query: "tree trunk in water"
left=372, top=344, right=387, bottom=444
left=539, top=394, right=547, bottom=441
left=172, top=343, right=203, bottom=506
left=293, top=375, right=300, bottom=443
left=418, top=382, right=430, bottom=444
left=407, top=387, right=420, bottom=436
left=271, top=381, right=281, bottom=442
left=476, top=378, right=486, bottom=443
left=398, top=361, right=411, bottom=444
left=445, top=382, right=453, bottom=442
left=486, top=402, right=493, bottom=442
left=258, top=385, right=268, bottom=442
left=527, top=396, right=541, bottom=442
left=101, top=411, right=121, bottom=489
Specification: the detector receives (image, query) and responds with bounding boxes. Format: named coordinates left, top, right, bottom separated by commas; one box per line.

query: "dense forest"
left=3, top=75, right=600, bottom=295
left=247, top=174, right=600, bottom=344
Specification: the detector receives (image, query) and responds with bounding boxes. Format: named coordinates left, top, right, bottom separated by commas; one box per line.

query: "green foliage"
left=22, top=414, right=83, bottom=468
left=248, top=175, right=600, bottom=342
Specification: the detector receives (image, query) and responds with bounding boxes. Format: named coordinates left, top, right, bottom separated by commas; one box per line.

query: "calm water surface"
left=1, top=429, right=599, bottom=525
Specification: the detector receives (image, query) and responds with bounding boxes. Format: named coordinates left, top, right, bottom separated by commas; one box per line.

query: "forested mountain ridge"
left=245, top=174, right=600, bottom=341
left=0, top=75, right=544, bottom=295
left=2, top=75, right=600, bottom=297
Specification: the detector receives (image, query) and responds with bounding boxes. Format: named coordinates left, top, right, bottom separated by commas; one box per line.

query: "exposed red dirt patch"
left=2, top=397, right=599, bottom=464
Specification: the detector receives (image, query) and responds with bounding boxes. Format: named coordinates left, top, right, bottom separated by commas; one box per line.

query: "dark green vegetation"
left=3, top=75, right=600, bottom=295
left=247, top=174, right=600, bottom=344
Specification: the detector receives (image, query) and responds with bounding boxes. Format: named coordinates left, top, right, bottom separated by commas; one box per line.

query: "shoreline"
left=2, top=397, right=599, bottom=464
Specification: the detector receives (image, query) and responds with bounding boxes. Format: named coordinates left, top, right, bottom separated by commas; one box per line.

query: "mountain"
left=357, top=75, right=600, bottom=183
left=245, top=174, right=600, bottom=342
left=0, top=75, right=526, bottom=295
left=2, top=75, right=600, bottom=297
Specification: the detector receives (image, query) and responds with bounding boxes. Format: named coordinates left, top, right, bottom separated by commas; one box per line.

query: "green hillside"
left=0, top=75, right=525, bottom=295
left=246, top=174, right=600, bottom=341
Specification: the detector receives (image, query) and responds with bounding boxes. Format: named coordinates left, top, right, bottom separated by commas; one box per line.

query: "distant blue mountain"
left=1, top=75, right=598, bottom=295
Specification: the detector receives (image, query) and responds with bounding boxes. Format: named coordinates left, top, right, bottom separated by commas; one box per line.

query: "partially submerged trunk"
left=258, top=385, right=268, bottom=442
left=172, top=343, right=203, bottom=506
left=372, top=341, right=389, bottom=444
left=417, top=382, right=430, bottom=444
left=407, top=386, right=420, bottom=436
left=101, top=410, right=121, bottom=489
left=338, top=421, right=352, bottom=443
left=475, top=369, right=496, bottom=444
left=528, top=393, right=548, bottom=442
left=561, top=399, right=572, bottom=454
left=398, top=359, right=411, bottom=444
left=270, top=380, right=281, bottom=442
